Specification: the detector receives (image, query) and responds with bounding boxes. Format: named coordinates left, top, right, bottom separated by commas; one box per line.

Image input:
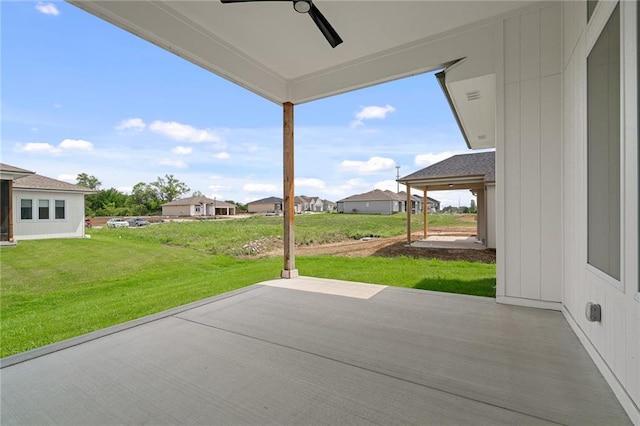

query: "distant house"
left=1, top=163, right=94, bottom=242
left=161, top=196, right=236, bottom=217
left=396, top=191, right=440, bottom=213
left=398, top=151, right=495, bottom=248
left=336, top=189, right=403, bottom=215
left=294, top=195, right=334, bottom=213
left=247, top=196, right=282, bottom=214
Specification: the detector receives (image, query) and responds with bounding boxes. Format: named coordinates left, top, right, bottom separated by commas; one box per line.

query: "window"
left=38, top=199, right=50, bottom=220
left=55, top=200, right=65, bottom=219
left=587, top=4, right=620, bottom=280
left=20, top=199, right=33, bottom=220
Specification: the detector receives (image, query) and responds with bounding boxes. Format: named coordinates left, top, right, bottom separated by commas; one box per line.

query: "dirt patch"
left=260, top=226, right=495, bottom=264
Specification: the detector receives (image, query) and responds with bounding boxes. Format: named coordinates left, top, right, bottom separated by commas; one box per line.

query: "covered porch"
left=1, top=277, right=630, bottom=425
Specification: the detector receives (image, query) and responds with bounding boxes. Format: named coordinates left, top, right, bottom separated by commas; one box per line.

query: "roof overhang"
left=398, top=174, right=488, bottom=191
left=68, top=1, right=536, bottom=106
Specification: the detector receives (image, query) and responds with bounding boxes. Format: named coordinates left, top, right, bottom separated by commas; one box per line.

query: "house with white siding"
left=161, top=196, right=236, bottom=217
left=0, top=164, right=94, bottom=242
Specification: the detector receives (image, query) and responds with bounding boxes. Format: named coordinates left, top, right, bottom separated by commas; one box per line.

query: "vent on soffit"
left=466, top=90, right=481, bottom=101
left=477, top=135, right=487, bottom=140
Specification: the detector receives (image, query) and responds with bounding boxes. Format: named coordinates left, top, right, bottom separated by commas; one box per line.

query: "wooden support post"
left=406, top=187, right=412, bottom=243
left=423, top=188, right=428, bottom=239
left=281, top=102, right=298, bottom=278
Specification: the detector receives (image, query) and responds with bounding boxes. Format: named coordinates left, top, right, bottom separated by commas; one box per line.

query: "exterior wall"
left=162, top=205, right=198, bottom=216
left=561, top=1, right=639, bottom=419
left=13, top=190, right=85, bottom=240
left=340, top=200, right=397, bottom=215
left=497, top=3, right=562, bottom=304
left=248, top=202, right=279, bottom=213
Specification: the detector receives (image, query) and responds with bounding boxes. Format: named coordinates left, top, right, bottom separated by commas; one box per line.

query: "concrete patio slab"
left=411, top=236, right=486, bottom=250
left=1, top=277, right=631, bottom=425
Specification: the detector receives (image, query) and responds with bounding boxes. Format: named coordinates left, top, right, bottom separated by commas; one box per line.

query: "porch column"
left=281, top=102, right=298, bottom=278
left=423, top=188, right=428, bottom=239
left=406, top=187, right=412, bottom=243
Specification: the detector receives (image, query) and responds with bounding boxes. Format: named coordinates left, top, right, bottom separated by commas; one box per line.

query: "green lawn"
left=0, top=214, right=493, bottom=358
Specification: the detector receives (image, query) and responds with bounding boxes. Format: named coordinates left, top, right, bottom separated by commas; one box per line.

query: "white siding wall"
left=561, top=1, right=640, bottom=419
left=342, top=201, right=395, bottom=215
left=13, top=190, right=85, bottom=240
left=498, top=4, right=562, bottom=304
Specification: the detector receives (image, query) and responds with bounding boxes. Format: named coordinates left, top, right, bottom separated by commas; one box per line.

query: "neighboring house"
left=0, top=164, right=95, bottom=242
left=396, top=191, right=440, bottom=213
left=294, top=195, right=334, bottom=213
left=247, top=196, right=282, bottom=214
left=398, top=151, right=495, bottom=248
left=161, top=196, right=236, bottom=217
left=336, top=189, right=403, bottom=215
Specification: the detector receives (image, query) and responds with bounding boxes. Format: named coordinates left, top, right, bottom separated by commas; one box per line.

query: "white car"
left=106, top=217, right=130, bottom=228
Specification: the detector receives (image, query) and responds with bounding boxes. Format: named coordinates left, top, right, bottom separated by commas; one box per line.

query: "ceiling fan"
left=220, top=0, right=343, bottom=48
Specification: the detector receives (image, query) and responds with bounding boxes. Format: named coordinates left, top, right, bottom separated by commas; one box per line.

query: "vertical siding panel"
left=504, top=82, right=521, bottom=297
left=541, top=5, right=561, bottom=77
left=520, top=78, right=542, bottom=300
left=540, top=74, right=562, bottom=302
left=504, top=16, right=521, bottom=84
left=626, top=306, right=640, bottom=405
left=521, top=10, right=541, bottom=82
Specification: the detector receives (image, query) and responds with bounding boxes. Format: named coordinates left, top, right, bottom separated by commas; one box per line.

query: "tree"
left=151, top=174, right=190, bottom=203
left=469, top=199, right=477, bottom=213
left=129, top=182, right=162, bottom=214
left=192, top=190, right=205, bottom=197
left=76, top=173, right=101, bottom=190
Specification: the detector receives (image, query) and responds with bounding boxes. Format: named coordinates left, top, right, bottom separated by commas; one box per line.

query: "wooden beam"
left=281, top=102, right=298, bottom=278
left=423, top=188, right=428, bottom=239
left=406, top=187, right=412, bottom=243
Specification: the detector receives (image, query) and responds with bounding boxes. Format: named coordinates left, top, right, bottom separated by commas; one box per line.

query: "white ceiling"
left=69, top=0, right=537, bottom=105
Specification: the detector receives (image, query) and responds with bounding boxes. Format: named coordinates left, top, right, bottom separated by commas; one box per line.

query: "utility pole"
left=396, top=166, right=400, bottom=193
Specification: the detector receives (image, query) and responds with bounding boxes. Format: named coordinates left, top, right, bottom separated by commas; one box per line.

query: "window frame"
left=54, top=199, right=66, bottom=220
left=20, top=199, right=33, bottom=220
left=38, top=199, right=50, bottom=220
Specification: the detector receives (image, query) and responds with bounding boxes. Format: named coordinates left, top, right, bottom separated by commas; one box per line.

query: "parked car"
left=128, top=217, right=149, bottom=227
left=106, top=217, right=129, bottom=228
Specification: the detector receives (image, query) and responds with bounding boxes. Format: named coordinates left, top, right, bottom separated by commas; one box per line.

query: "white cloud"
left=172, top=146, right=193, bottom=155
left=36, top=2, right=59, bottom=16
left=117, top=186, right=133, bottom=194
left=159, top=159, right=188, bottom=168
left=19, top=142, right=58, bottom=153
left=150, top=120, right=222, bottom=144
left=243, top=183, right=278, bottom=193
left=57, top=174, right=77, bottom=182
left=116, top=118, right=146, bottom=132
left=214, top=152, right=230, bottom=159
left=340, top=156, right=396, bottom=174
left=350, top=104, right=395, bottom=127
left=59, top=139, right=93, bottom=151
left=414, top=151, right=465, bottom=167
left=295, top=177, right=326, bottom=189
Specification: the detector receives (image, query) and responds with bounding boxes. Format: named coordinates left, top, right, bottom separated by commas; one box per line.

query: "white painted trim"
left=562, top=306, right=640, bottom=425
left=586, top=264, right=625, bottom=292
left=586, top=0, right=620, bottom=54
left=495, top=18, right=506, bottom=299
left=496, top=296, right=562, bottom=311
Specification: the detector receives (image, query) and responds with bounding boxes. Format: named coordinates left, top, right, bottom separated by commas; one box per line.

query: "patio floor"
left=1, top=277, right=631, bottom=425
left=411, top=235, right=486, bottom=250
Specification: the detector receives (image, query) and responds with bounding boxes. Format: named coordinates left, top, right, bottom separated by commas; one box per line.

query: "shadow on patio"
left=1, top=277, right=631, bottom=425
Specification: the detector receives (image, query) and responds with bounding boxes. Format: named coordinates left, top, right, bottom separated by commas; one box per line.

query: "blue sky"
left=2, top=1, right=481, bottom=207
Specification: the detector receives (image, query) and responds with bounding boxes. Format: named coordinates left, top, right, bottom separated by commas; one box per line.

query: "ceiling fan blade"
left=308, top=3, right=343, bottom=48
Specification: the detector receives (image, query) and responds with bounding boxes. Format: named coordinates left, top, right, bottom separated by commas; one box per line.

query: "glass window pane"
left=39, top=199, right=50, bottom=220
left=55, top=200, right=65, bottom=219
left=587, top=5, right=620, bottom=280
left=21, top=199, right=33, bottom=220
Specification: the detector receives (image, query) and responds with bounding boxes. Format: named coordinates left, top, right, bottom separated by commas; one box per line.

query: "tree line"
left=76, top=173, right=247, bottom=217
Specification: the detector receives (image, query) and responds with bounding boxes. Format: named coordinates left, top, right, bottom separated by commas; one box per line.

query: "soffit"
left=69, top=0, right=536, bottom=104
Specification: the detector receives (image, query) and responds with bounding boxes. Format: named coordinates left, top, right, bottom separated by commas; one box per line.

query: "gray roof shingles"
left=338, top=189, right=404, bottom=203
left=162, top=196, right=236, bottom=207
left=13, top=174, right=95, bottom=193
left=0, top=163, right=35, bottom=174
left=400, top=151, right=495, bottom=182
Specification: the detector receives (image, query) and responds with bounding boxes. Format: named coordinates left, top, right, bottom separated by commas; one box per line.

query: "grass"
left=0, top=214, right=493, bottom=358
left=90, top=213, right=472, bottom=255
